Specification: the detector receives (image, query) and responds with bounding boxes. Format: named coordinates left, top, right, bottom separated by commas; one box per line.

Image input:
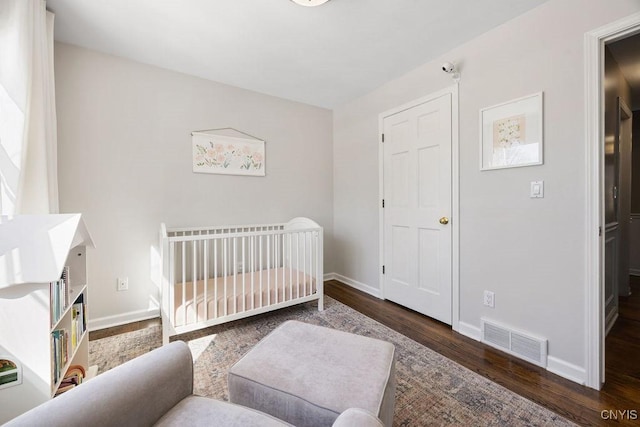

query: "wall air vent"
left=481, top=318, right=547, bottom=367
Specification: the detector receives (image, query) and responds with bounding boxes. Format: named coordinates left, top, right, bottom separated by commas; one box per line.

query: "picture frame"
left=479, top=92, right=543, bottom=171
left=192, top=129, right=265, bottom=177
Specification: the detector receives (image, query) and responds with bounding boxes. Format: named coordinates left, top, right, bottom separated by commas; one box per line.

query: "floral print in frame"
left=192, top=131, right=265, bottom=176
left=480, top=92, right=543, bottom=171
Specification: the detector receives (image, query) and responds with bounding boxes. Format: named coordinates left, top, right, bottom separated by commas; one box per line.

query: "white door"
left=382, top=93, right=452, bottom=324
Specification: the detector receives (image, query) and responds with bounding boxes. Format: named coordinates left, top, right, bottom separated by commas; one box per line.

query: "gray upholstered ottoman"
left=228, top=320, right=396, bottom=427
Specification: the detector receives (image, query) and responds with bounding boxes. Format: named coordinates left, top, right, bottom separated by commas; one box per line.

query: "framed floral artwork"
left=480, top=92, right=543, bottom=170
left=192, top=128, right=265, bottom=176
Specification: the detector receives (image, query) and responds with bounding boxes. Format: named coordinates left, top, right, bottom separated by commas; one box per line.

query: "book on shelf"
left=65, top=364, right=86, bottom=379
left=71, top=312, right=77, bottom=349
left=54, top=383, right=75, bottom=395
left=60, top=265, right=70, bottom=308
left=54, top=365, right=86, bottom=397
left=50, top=280, right=62, bottom=325
left=70, top=295, right=86, bottom=350
left=51, top=329, right=69, bottom=385
left=50, top=266, right=71, bottom=325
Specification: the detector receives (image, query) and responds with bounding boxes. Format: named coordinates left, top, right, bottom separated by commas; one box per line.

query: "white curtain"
left=0, top=0, right=58, bottom=215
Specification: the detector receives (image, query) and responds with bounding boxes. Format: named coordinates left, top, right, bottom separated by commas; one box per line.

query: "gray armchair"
left=5, top=341, right=383, bottom=427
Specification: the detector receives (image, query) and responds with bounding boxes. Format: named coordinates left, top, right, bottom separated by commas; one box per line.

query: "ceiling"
left=46, top=0, right=548, bottom=109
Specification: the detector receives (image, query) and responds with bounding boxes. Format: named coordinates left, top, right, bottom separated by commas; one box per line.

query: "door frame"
left=616, top=96, right=633, bottom=299
left=584, top=12, right=640, bottom=390
left=378, top=84, right=460, bottom=331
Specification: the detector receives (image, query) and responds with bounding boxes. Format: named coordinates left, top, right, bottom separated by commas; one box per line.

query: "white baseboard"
left=325, top=272, right=383, bottom=299
left=547, top=356, right=587, bottom=385
left=457, top=320, right=587, bottom=386
left=457, top=321, right=481, bottom=341
left=630, top=268, right=640, bottom=276
left=326, top=273, right=588, bottom=387
left=89, top=307, right=160, bottom=332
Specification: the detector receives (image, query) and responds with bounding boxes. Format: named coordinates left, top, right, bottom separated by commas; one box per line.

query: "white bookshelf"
left=0, top=214, right=94, bottom=423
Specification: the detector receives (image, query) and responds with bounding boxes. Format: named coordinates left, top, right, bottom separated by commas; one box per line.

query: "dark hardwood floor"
left=91, top=279, right=640, bottom=426
left=325, top=279, right=640, bottom=427
left=89, top=317, right=160, bottom=340
left=603, top=275, right=640, bottom=420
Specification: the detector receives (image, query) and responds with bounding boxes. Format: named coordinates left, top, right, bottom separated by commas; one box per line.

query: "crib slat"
left=296, top=233, right=300, bottom=299
left=193, top=240, right=197, bottom=322
left=281, top=233, right=285, bottom=302
left=267, top=234, right=271, bottom=306
left=214, top=239, right=218, bottom=319
left=289, top=233, right=293, bottom=302
left=302, top=232, right=307, bottom=297
left=250, top=235, right=254, bottom=310
left=223, top=238, right=228, bottom=317
left=233, top=237, right=237, bottom=315
left=203, top=239, right=208, bottom=321
left=275, top=234, right=279, bottom=303
left=315, top=231, right=319, bottom=296
left=308, top=231, right=311, bottom=297
left=169, top=241, right=176, bottom=327
left=242, top=236, right=246, bottom=312
left=182, top=241, right=187, bottom=326
left=259, top=235, right=263, bottom=308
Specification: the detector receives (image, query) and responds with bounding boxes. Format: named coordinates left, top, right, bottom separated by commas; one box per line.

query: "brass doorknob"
left=439, top=217, right=449, bottom=225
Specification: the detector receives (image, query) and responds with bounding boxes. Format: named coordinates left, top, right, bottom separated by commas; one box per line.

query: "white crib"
left=159, top=217, right=323, bottom=344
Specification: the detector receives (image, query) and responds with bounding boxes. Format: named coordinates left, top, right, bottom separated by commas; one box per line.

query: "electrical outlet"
left=236, top=262, right=244, bottom=273
left=483, top=290, right=495, bottom=308
left=117, top=277, right=129, bottom=291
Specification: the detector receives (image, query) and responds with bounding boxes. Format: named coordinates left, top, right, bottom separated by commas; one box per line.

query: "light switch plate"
left=530, top=181, right=544, bottom=198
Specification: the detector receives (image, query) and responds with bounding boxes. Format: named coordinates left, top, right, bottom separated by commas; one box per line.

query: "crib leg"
left=162, top=330, right=170, bottom=346
left=318, top=293, right=324, bottom=311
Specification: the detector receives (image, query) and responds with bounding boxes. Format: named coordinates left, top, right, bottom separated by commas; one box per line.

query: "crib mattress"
left=173, top=267, right=316, bottom=327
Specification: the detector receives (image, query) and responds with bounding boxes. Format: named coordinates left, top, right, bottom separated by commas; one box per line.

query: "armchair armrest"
left=6, top=341, right=193, bottom=427
left=332, top=408, right=385, bottom=427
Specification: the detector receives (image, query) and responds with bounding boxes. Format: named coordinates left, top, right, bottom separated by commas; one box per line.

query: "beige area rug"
left=89, top=297, right=575, bottom=426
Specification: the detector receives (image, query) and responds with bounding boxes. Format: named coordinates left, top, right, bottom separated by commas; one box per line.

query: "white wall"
left=333, top=0, right=640, bottom=380
left=55, top=43, right=333, bottom=327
